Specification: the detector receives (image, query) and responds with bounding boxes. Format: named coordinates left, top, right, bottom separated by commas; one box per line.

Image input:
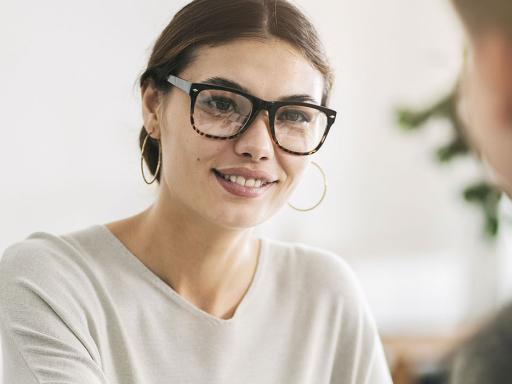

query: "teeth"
left=236, top=176, right=245, bottom=186
left=218, top=171, right=270, bottom=188
left=245, top=178, right=256, bottom=187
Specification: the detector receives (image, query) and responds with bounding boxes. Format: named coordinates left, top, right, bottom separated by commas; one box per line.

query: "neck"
left=125, top=188, right=259, bottom=318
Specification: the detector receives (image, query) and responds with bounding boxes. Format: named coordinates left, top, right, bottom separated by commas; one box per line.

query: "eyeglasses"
left=166, top=74, right=337, bottom=156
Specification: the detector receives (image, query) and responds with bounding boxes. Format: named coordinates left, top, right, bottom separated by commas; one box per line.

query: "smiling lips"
left=213, top=167, right=279, bottom=198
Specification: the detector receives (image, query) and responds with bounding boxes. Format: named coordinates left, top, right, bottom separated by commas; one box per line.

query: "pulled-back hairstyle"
left=139, top=0, right=334, bottom=184
left=451, top=0, right=512, bottom=36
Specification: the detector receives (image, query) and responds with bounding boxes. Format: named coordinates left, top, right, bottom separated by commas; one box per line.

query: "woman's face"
left=145, top=38, right=326, bottom=229
left=461, top=31, right=512, bottom=196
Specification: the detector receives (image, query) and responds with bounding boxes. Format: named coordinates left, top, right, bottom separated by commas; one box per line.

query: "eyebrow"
left=201, top=76, right=320, bottom=104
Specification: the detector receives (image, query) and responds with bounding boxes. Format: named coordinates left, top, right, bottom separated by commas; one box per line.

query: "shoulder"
left=0, top=227, right=108, bottom=381
left=0, top=226, right=100, bottom=284
left=451, top=303, right=512, bottom=384
left=262, top=237, right=366, bottom=305
left=261, top=238, right=392, bottom=382
left=0, top=226, right=106, bottom=324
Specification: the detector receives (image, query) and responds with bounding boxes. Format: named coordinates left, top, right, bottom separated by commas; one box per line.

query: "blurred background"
left=1, top=0, right=511, bottom=382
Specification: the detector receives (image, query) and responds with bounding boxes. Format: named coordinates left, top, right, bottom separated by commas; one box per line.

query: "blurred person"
left=450, top=0, right=512, bottom=383
left=0, top=1, right=392, bottom=383
left=454, top=0, right=512, bottom=197
left=451, top=302, right=512, bottom=384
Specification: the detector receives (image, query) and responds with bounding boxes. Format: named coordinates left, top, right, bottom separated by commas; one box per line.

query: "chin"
left=500, top=180, right=512, bottom=199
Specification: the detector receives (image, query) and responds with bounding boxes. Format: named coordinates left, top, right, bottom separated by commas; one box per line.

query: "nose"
left=233, top=111, right=274, bottom=161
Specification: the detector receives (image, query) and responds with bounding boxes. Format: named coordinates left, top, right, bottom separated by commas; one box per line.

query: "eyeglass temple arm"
left=167, top=75, right=192, bottom=94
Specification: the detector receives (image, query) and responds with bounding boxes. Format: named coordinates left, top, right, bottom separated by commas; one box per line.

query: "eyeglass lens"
left=193, top=88, right=327, bottom=153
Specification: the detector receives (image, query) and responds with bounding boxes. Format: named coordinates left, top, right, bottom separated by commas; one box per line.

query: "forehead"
left=180, top=38, right=325, bottom=103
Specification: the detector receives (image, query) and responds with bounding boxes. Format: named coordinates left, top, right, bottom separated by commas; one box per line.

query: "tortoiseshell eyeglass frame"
left=166, top=74, right=337, bottom=156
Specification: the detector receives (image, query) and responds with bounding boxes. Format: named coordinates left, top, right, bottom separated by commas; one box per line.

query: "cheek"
left=468, top=76, right=510, bottom=137
left=169, top=142, right=237, bottom=190
left=470, top=56, right=512, bottom=125
left=281, top=156, right=309, bottom=188
left=196, top=140, right=234, bottom=166
left=163, top=109, right=226, bottom=163
left=464, top=71, right=497, bottom=133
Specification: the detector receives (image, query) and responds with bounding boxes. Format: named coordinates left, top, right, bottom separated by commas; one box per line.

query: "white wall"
left=0, top=0, right=504, bottom=366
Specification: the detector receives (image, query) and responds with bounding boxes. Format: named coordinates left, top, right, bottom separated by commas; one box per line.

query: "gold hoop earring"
left=288, top=161, right=328, bottom=212
left=140, top=131, right=161, bottom=185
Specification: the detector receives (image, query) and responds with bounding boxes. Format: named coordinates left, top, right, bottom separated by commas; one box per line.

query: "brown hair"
left=138, top=0, right=334, bottom=184
left=451, top=0, right=512, bottom=36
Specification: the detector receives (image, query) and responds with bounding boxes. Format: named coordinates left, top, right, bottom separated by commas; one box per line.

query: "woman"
left=0, top=1, right=391, bottom=383
left=453, top=0, right=512, bottom=197
left=449, top=1, right=512, bottom=383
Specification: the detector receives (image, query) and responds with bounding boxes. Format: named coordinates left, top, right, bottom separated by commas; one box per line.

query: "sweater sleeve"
left=0, top=238, right=108, bottom=384
left=1, top=322, right=46, bottom=384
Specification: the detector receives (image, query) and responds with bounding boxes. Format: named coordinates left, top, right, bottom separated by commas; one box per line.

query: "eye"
left=206, top=96, right=236, bottom=112
left=278, top=109, right=311, bottom=123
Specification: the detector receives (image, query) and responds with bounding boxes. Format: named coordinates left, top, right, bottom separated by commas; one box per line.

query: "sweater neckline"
left=95, top=224, right=268, bottom=326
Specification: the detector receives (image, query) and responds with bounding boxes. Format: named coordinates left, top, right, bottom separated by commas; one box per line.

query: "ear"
left=141, top=83, right=163, bottom=139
